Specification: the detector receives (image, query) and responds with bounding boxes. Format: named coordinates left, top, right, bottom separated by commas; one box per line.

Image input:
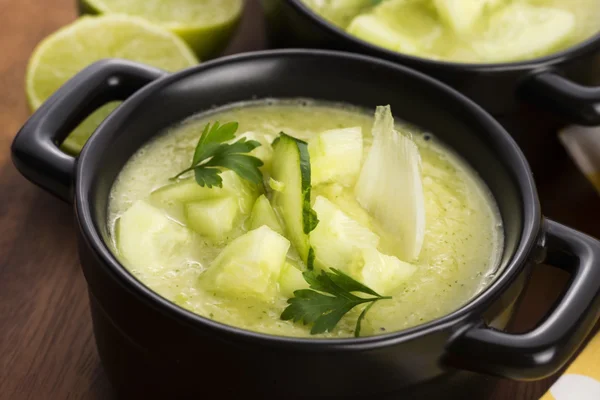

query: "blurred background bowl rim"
left=288, top=0, right=600, bottom=72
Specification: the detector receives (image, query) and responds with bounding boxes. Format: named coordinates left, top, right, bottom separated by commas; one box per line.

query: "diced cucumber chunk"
left=310, top=196, right=379, bottom=273
left=151, top=178, right=214, bottom=204
left=231, top=131, right=274, bottom=171
left=271, top=133, right=318, bottom=265
left=348, top=0, right=442, bottom=55
left=315, top=183, right=372, bottom=228
left=351, top=247, right=416, bottom=295
left=347, top=14, right=419, bottom=53
left=269, top=177, right=285, bottom=192
left=308, top=127, right=363, bottom=186
left=199, top=226, right=290, bottom=301
left=117, top=200, right=197, bottom=270
left=249, top=194, right=284, bottom=235
left=434, top=0, right=504, bottom=34
left=150, top=170, right=259, bottom=216
left=474, top=4, right=575, bottom=62
left=184, top=197, right=240, bottom=241
left=278, top=262, right=309, bottom=298
left=373, top=0, right=441, bottom=32
left=304, top=0, right=379, bottom=27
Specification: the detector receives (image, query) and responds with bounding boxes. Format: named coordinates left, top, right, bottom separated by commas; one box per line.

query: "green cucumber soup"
left=108, top=100, right=504, bottom=338
left=302, top=0, right=600, bottom=63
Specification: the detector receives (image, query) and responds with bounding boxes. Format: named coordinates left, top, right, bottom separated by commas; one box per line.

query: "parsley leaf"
left=281, top=268, right=391, bottom=337
left=192, top=122, right=238, bottom=164
left=171, top=121, right=264, bottom=188
left=194, top=167, right=223, bottom=188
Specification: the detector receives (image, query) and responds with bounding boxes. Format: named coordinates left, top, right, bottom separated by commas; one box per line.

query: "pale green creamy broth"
left=303, top=0, right=600, bottom=63
left=108, top=100, right=503, bottom=337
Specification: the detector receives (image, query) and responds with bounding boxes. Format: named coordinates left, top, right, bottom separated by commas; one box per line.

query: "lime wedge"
left=78, top=0, right=244, bottom=59
left=26, top=15, right=198, bottom=154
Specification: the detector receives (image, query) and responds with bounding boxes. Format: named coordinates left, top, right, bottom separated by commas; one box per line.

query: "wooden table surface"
left=1, top=1, right=599, bottom=399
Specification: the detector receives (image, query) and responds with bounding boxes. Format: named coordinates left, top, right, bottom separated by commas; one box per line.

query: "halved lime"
left=26, top=15, right=198, bottom=154
left=78, top=0, right=244, bottom=59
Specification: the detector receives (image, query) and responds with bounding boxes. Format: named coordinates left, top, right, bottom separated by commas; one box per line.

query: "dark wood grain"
left=0, top=1, right=598, bottom=399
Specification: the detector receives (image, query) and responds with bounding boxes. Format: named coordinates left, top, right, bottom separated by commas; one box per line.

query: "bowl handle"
left=445, top=219, right=600, bottom=380
left=519, top=71, right=600, bottom=126
left=11, top=59, right=166, bottom=203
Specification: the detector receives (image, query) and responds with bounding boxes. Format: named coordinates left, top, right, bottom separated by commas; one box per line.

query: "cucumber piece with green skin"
left=271, top=133, right=318, bottom=267
left=249, top=194, right=284, bottom=235
left=199, top=225, right=291, bottom=301
left=185, top=197, right=240, bottom=241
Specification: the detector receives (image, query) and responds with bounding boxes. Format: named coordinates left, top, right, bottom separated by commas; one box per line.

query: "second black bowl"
left=262, top=0, right=600, bottom=122
left=262, top=0, right=600, bottom=176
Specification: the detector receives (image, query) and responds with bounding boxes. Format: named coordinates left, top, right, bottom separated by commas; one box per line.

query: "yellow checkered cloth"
left=541, top=333, right=600, bottom=399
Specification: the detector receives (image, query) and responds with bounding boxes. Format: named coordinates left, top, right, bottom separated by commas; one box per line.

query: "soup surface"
left=108, top=100, right=503, bottom=337
left=302, top=0, right=600, bottom=63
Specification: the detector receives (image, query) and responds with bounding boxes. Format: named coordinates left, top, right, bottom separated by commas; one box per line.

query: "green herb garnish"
left=171, top=121, right=263, bottom=188
left=281, top=268, right=391, bottom=337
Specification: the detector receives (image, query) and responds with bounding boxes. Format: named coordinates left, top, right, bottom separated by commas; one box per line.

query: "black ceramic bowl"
left=11, top=50, right=600, bottom=399
left=263, top=0, right=600, bottom=121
